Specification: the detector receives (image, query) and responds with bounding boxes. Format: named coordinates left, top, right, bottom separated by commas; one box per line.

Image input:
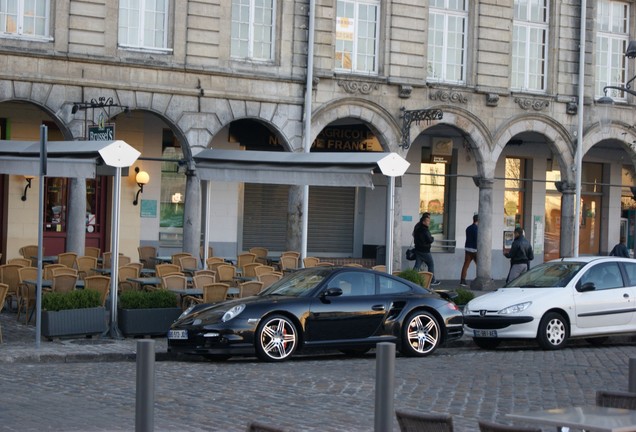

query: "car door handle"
left=624, top=293, right=630, bottom=299
left=372, top=305, right=385, bottom=311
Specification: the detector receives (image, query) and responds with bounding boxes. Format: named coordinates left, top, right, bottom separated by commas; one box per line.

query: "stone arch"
left=409, top=105, right=493, bottom=178
left=311, top=98, right=401, bottom=152
left=493, top=114, right=574, bottom=183
left=584, top=121, right=636, bottom=166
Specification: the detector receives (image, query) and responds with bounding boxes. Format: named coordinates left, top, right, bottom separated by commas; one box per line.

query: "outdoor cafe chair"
left=162, top=273, right=188, bottom=291
left=76, top=256, right=98, bottom=280
left=137, top=246, right=157, bottom=269
left=194, top=269, right=216, bottom=279
left=248, top=247, right=269, bottom=265
left=216, top=264, right=237, bottom=286
left=84, top=246, right=101, bottom=259
left=419, top=271, right=433, bottom=289
left=51, top=273, right=78, bottom=293
left=199, top=245, right=214, bottom=262
left=595, top=390, right=636, bottom=410
left=257, top=272, right=282, bottom=290
left=237, top=253, right=257, bottom=272
left=171, top=252, right=192, bottom=266
left=8, top=257, right=32, bottom=267
left=205, top=256, right=225, bottom=268
left=17, top=266, right=38, bottom=324
left=118, top=265, right=140, bottom=292
left=253, top=265, right=276, bottom=278
left=315, top=262, right=334, bottom=267
left=118, top=255, right=132, bottom=267
left=238, top=280, right=264, bottom=298
left=207, top=261, right=227, bottom=274
left=178, top=255, right=199, bottom=272
left=242, top=263, right=263, bottom=278
left=125, top=262, right=144, bottom=274
left=19, top=244, right=39, bottom=266
left=43, top=264, right=65, bottom=280
left=0, top=283, right=9, bottom=342
left=478, top=420, right=541, bottom=432
left=155, top=263, right=181, bottom=278
left=0, top=263, right=24, bottom=311
left=84, top=275, right=111, bottom=307
left=303, top=257, right=320, bottom=268
left=279, top=256, right=299, bottom=272
left=182, top=283, right=229, bottom=309
left=57, top=252, right=78, bottom=268
left=372, top=265, right=387, bottom=272
left=193, top=273, right=215, bottom=290
left=51, top=267, right=78, bottom=277
left=396, top=409, right=454, bottom=432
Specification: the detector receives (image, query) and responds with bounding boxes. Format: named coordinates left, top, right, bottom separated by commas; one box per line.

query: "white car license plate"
left=168, top=329, right=188, bottom=340
left=473, top=329, right=497, bottom=338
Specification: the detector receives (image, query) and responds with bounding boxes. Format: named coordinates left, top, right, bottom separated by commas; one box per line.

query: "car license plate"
left=473, top=329, right=497, bottom=338
left=168, top=329, right=188, bottom=340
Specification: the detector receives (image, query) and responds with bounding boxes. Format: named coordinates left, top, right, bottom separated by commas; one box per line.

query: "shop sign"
left=88, top=124, right=115, bottom=141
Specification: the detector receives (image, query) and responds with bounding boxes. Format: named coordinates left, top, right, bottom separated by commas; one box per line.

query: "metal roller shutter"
left=243, top=184, right=355, bottom=254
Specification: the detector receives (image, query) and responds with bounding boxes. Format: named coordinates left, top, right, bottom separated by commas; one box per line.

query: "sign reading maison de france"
left=88, top=113, right=115, bottom=141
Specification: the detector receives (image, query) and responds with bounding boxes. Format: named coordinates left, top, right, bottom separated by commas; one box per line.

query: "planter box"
left=118, top=307, right=182, bottom=337
left=42, top=307, right=107, bottom=339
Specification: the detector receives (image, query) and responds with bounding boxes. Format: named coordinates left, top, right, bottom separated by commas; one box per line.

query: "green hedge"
left=42, top=289, right=101, bottom=312
left=118, top=289, right=178, bottom=309
left=453, top=288, right=476, bottom=306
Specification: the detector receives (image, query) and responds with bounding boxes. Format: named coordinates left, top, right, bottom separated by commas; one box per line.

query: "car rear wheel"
left=537, top=312, right=568, bottom=350
left=401, top=311, right=440, bottom=357
left=473, top=338, right=501, bottom=350
left=255, top=315, right=298, bottom=362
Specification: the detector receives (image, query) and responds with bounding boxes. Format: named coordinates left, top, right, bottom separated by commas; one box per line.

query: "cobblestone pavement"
left=1, top=282, right=635, bottom=432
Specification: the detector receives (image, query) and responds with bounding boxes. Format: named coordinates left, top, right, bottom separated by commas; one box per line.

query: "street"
left=0, top=339, right=634, bottom=431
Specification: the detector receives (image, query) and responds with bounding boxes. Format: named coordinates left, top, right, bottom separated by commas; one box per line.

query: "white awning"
left=193, top=149, right=409, bottom=187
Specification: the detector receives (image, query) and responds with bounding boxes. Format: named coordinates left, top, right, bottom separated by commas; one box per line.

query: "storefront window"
left=544, top=168, right=561, bottom=261
left=159, top=132, right=185, bottom=247
left=45, top=178, right=67, bottom=232
left=419, top=158, right=448, bottom=246
left=504, top=157, right=525, bottom=229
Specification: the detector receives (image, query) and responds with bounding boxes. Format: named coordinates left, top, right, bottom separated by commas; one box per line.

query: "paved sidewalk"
left=0, top=279, right=493, bottom=363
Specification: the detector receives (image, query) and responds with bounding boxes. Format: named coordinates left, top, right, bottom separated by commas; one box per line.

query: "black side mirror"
left=577, top=281, right=596, bottom=292
left=321, top=287, right=343, bottom=298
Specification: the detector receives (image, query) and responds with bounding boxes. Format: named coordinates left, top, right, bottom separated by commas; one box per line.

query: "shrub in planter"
left=452, top=288, right=476, bottom=306
left=41, top=290, right=106, bottom=339
left=396, top=269, right=425, bottom=287
left=118, top=289, right=181, bottom=337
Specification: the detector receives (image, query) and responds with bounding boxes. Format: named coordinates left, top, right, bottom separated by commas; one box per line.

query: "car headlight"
left=499, top=301, right=531, bottom=315
left=178, top=305, right=196, bottom=320
left=222, top=304, right=246, bottom=322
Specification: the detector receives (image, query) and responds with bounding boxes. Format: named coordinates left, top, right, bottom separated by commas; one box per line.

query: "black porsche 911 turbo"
left=167, top=266, right=463, bottom=362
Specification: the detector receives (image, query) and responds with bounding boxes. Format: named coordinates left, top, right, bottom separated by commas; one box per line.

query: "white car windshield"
left=505, top=261, right=586, bottom=288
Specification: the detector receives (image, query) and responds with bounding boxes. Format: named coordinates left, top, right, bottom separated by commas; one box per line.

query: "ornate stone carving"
left=429, top=89, right=468, bottom=104
left=399, top=85, right=412, bottom=99
left=337, top=80, right=379, bottom=95
left=514, top=97, right=550, bottom=111
left=566, top=101, right=577, bottom=115
left=486, top=93, right=499, bottom=107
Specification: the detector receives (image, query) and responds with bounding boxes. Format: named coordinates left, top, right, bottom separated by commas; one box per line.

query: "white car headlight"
left=499, top=301, right=532, bottom=315
left=222, top=304, right=246, bottom=322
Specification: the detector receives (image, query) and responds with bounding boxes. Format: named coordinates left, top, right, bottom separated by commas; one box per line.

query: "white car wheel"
left=537, top=312, right=568, bottom=350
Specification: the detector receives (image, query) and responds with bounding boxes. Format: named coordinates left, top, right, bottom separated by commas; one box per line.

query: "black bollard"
left=629, top=358, right=636, bottom=393
left=374, top=342, right=396, bottom=432
left=136, top=340, right=155, bottom=432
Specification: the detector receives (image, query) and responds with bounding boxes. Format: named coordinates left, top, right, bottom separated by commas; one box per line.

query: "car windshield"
left=260, top=268, right=331, bottom=297
left=505, top=261, right=586, bottom=288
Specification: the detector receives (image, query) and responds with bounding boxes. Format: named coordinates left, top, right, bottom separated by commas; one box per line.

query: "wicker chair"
left=257, top=272, right=282, bottom=290
left=253, top=265, right=276, bottom=278
left=8, top=257, right=32, bottom=267
left=76, top=256, right=98, bottom=280
left=303, top=257, right=320, bottom=268
left=155, top=263, right=181, bottom=278
left=279, top=256, right=299, bottom=272
left=596, top=390, right=636, bottom=409
left=57, top=252, right=78, bottom=268
left=238, top=280, right=264, bottom=298
left=419, top=271, right=433, bottom=288
left=178, top=255, right=199, bottom=272
left=396, top=410, right=454, bottom=432
left=242, top=263, right=263, bottom=278
left=51, top=273, right=78, bottom=293
left=193, top=273, right=216, bottom=289
left=51, top=267, right=78, bottom=277
left=0, top=263, right=24, bottom=311
left=478, top=420, right=541, bottom=432
left=183, top=283, right=230, bottom=308
left=371, top=265, right=387, bottom=272
left=118, top=265, right=141, bottom=292
left=249, top=247, right=269, bottom=265
left=17, top=266, right=38, bottom=323
left=43, top=264, right=66, bottom=280
left=137, top=246, right=157, bottom=269
left=0, top=283, right=9, bottom=342
left=171, top=252, right=193, bottom=266
left=19, top=244, right=39, bottom=267
left=206, top=257, right=225, bottom=269
left=216, top=264, right=237, bottom=286
left=85, top=246, right=101, bottom=259
left=237, top=253, right=257, bottom=272
left=161, top=273, right=188, bottom=290
left=84, top=275, right=111, bottom=306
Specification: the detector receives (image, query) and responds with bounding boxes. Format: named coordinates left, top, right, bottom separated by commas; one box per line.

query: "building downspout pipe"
left=301, top=0, right=316, bottom=264
left=574, top=0, right=586, bottom=257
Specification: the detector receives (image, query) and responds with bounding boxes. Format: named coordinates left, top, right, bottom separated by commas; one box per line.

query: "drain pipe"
left=300, top=0, right=316, bottom=263
left=574, top=0, right=586, bottom=257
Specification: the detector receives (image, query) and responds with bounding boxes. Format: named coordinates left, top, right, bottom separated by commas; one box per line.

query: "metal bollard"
left=374, top=342, right=396, bottom=432
left=629, top=358, right=636, bottom=393
left=136, top=340, right=156, bottom=432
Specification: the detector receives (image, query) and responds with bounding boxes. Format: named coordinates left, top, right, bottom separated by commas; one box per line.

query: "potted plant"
left=396, top=269, right=425, bottom=286
left=41, top=289, right=106, bottom=339
left=452, top=288, right=476, bottom=307
left=118, top=290, right=181, bottom=337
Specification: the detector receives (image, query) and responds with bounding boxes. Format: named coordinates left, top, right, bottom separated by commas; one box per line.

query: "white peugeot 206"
left=463, top=256, right=636, bottom=350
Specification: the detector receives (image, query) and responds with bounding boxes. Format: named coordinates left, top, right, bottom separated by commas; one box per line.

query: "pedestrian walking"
left=609, top=236, right=630, bottom=258
left=460, top=214, right=478, bottom=286
left=504, top=227, right=534, bottom=283
left=413, top=212, right=440, bottom=286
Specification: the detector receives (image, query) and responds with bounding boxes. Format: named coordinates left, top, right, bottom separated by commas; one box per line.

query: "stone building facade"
left=0, top=1, right=635, bottom=285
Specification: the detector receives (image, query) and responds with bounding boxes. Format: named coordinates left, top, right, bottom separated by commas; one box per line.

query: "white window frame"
left=118, top=0, right=170, bottom=52
left=0, top=0, right=51, bottom=40
left=511, top=0, right=549, bottom=93
left=427, top=0, right=468, bottom=84
left=335, top=0, right=380, bottom=75
left=231, top=0, right=276, bottom=62
left=595, top=0, right=630, bottom=100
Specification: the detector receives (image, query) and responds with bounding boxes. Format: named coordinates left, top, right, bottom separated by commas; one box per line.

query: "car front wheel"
left=401, top=311, right=440, bottom=357
left=255, top=315, right=298, bottom=362
left=537, top=312, right=568, bottom=350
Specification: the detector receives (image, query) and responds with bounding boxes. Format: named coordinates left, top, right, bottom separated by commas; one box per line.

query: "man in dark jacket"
left=413, top=212, right=440, bottom=286
left=504, top=227, right=534, bottom=283
left=609, top=236, right=630, bottom=258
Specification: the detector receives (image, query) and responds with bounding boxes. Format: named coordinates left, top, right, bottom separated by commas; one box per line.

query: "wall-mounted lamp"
left=21, top=175, right=34, bottom=201
left=133, top=167, right=150, bottom=206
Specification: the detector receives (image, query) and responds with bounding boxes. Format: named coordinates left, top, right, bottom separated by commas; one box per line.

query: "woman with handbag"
left=412, top=212, right=440, bottom=286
